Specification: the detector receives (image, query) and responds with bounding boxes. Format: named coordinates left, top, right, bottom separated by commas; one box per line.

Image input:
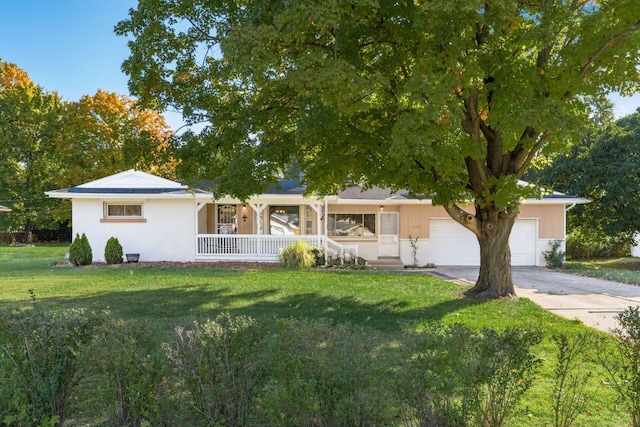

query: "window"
left=327, top=213, right=376, bottom=237
left=104, top=203, right=143, bottom=219
left=269, top=206, right=300, bottom=235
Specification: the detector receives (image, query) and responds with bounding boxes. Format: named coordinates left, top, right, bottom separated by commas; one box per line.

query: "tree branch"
left=443, top=203, right=479, bottom=237
left=514, top=130, right=550, bottom=178
left=578, top=19, right=640, bottom=81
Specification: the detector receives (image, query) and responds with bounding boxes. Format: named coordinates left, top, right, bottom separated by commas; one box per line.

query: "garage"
left=429, top=219, right=538, bottom=266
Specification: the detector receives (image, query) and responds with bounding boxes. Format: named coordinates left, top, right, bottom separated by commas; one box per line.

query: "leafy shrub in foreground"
left=397, top=323, right=542, bottom=427
left=69, top=232, right=92, bottom=266
left=597, top=306, right=640, bottom=427
left=258, top=318, right=390, bottom=426
left=104, top=236, right=123, bottom=264
left=551, top=332, right=594, bottom=427
left=280, top=240, right=316, bottom=269
left=163, top=313, right=269, bottom=426
left=0, top=294, right=105, bottom=426
left=82, top=316, right=176, bottom=426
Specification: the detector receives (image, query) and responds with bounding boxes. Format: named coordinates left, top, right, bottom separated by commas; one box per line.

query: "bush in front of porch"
left=280, top=240, right=317, bottom=269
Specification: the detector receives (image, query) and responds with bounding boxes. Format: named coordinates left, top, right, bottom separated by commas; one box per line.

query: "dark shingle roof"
left=68, top=187, right=185, bottom=194
left=266, top=180, right=306, bottom=195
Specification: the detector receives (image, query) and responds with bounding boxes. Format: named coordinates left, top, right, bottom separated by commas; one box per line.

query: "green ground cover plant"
left=0, top=245, right=633, bottom=426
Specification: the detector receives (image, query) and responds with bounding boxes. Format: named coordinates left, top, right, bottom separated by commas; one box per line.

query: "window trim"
left=327, top=213, right=377, bottom=239
left=102, top=202, right=146, bottom=223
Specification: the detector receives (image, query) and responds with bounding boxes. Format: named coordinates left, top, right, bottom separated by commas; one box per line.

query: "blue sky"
left=1, top=1, right=638, bottom=129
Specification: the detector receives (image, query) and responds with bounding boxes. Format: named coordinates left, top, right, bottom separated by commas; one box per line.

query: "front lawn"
left=0, top=245, right=632, bottom=426
left=566, top=256, right=640, bottom=285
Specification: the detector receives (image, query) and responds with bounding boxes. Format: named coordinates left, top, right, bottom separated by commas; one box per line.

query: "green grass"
left=566, top=256, right=640, bottom=285
left=0, top=245, right=633, bottom=426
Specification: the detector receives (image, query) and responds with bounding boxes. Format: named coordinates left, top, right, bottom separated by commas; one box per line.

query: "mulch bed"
left=52, top=261, right=282, bottom=270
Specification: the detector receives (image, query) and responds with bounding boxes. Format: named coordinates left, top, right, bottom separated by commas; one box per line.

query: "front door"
left=379, top=212, right=399, bottom=257
left=217, top=205, right=237, bottom=234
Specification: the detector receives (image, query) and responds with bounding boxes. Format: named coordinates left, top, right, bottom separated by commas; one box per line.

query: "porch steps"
left=366, top=257, right=405, bottom=271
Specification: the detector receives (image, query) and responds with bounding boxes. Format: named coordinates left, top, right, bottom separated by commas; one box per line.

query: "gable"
left=75, top=169, right=185, bottom=190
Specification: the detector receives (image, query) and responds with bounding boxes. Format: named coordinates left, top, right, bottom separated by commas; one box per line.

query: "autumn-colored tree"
left=55, top=89, right=177, bottom=193
left=118, top=1, right=640, bottom=297
left=0, top=59, right=65, bottom=242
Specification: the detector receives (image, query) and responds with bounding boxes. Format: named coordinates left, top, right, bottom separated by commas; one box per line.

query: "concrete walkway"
left=427, top=267, right=640, bottom=333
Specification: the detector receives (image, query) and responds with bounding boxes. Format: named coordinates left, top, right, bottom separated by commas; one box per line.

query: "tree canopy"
left=117, top=0, right=640, bottom=297
left=0, top=59, right=178, bottom=242
left=55, top=89, right=177, bottom=191
left=542, top=108, right=640, bottom=252
left=0, top=59, right=65, bottom=242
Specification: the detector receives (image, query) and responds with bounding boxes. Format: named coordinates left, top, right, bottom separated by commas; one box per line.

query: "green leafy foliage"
left=597, top=306, right=640, bottom=427
left=104, top=236, right=123, bottom=264
left=116, top=0, right=640, bottom=297
left=163, top=313, right=269, bottom=426
left=397, top=323, right=543, bottom=427
left=279, top=240, right=317, bottom=269
left=82, top=315, right=176, bottom=425
left=260, top=319, right=388, bottom=426
left=0, top=294, right=105, bottom=426
left=544, top=240, right=566, bottom=269
left=69, top=233, right=92, bottom=266
left=0, top=59, right=65, bottom=243
left=551, top=332, right=594, bottom=427
left=542, top=110, right=640, bottom=255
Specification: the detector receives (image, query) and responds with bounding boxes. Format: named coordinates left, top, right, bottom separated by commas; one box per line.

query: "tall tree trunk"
left=24, top=218, right=33, bottom=244
left=444, top=203, right=518, bottom=299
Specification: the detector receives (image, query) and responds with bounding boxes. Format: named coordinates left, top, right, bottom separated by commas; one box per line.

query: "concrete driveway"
left=431, top=267, right=640, bottom=333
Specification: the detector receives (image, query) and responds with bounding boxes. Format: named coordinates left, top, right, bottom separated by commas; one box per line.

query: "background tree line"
left=537, top=102, right=640, bottom=259
left=0, top=59, right=177, bottom=243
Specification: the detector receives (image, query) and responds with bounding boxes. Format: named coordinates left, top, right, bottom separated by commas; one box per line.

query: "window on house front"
left=105, top=203, right=143, bottom=219
left=327, top=213, right=376, bottom=237
left=269, top=206, right=300, bottom=235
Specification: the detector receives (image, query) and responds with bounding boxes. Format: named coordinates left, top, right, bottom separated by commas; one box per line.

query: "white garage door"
left=429, top=219, right=537, bottom=266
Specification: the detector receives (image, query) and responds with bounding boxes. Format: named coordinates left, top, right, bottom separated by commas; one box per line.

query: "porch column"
left=195, top=202, right=207, bottom=255
left=249, top=203, right=267, bottom=235
left=307, top=202, right=323, bottom=248
left=323, top=197, right=329, bottom=255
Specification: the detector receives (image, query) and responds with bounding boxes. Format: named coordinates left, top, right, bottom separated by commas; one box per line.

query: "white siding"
left=72, top=198, right=196, bottom=262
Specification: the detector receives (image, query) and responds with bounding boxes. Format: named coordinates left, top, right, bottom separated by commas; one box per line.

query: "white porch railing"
left=325, top=238, right=359, bottom=264
left=196, top=234, right=358, bottom=263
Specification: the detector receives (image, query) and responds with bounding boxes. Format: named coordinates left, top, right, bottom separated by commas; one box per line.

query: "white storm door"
left=379, top=212, right=399, bottom=257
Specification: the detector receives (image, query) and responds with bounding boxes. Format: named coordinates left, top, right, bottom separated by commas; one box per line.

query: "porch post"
left=323, top=197, right=328, bottom=256
left=196, top=202, right=207, bottom=256
left=250, top=203, right=267, bottom=257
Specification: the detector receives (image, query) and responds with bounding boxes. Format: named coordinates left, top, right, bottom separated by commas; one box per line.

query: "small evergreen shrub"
left=279, top=240, right=316, bottom=269
left=104, top=236, right=123, bottom=264
left=544, top=240, right=566, bottom=269
left=69, top=233, right=92, bottom=266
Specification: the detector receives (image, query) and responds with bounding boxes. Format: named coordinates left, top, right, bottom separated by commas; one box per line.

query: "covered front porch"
left=194, top=198, right=358, bottom=263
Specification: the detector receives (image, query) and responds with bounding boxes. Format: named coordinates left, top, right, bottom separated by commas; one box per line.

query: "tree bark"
left=445, top=203, right=518, bottom=299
